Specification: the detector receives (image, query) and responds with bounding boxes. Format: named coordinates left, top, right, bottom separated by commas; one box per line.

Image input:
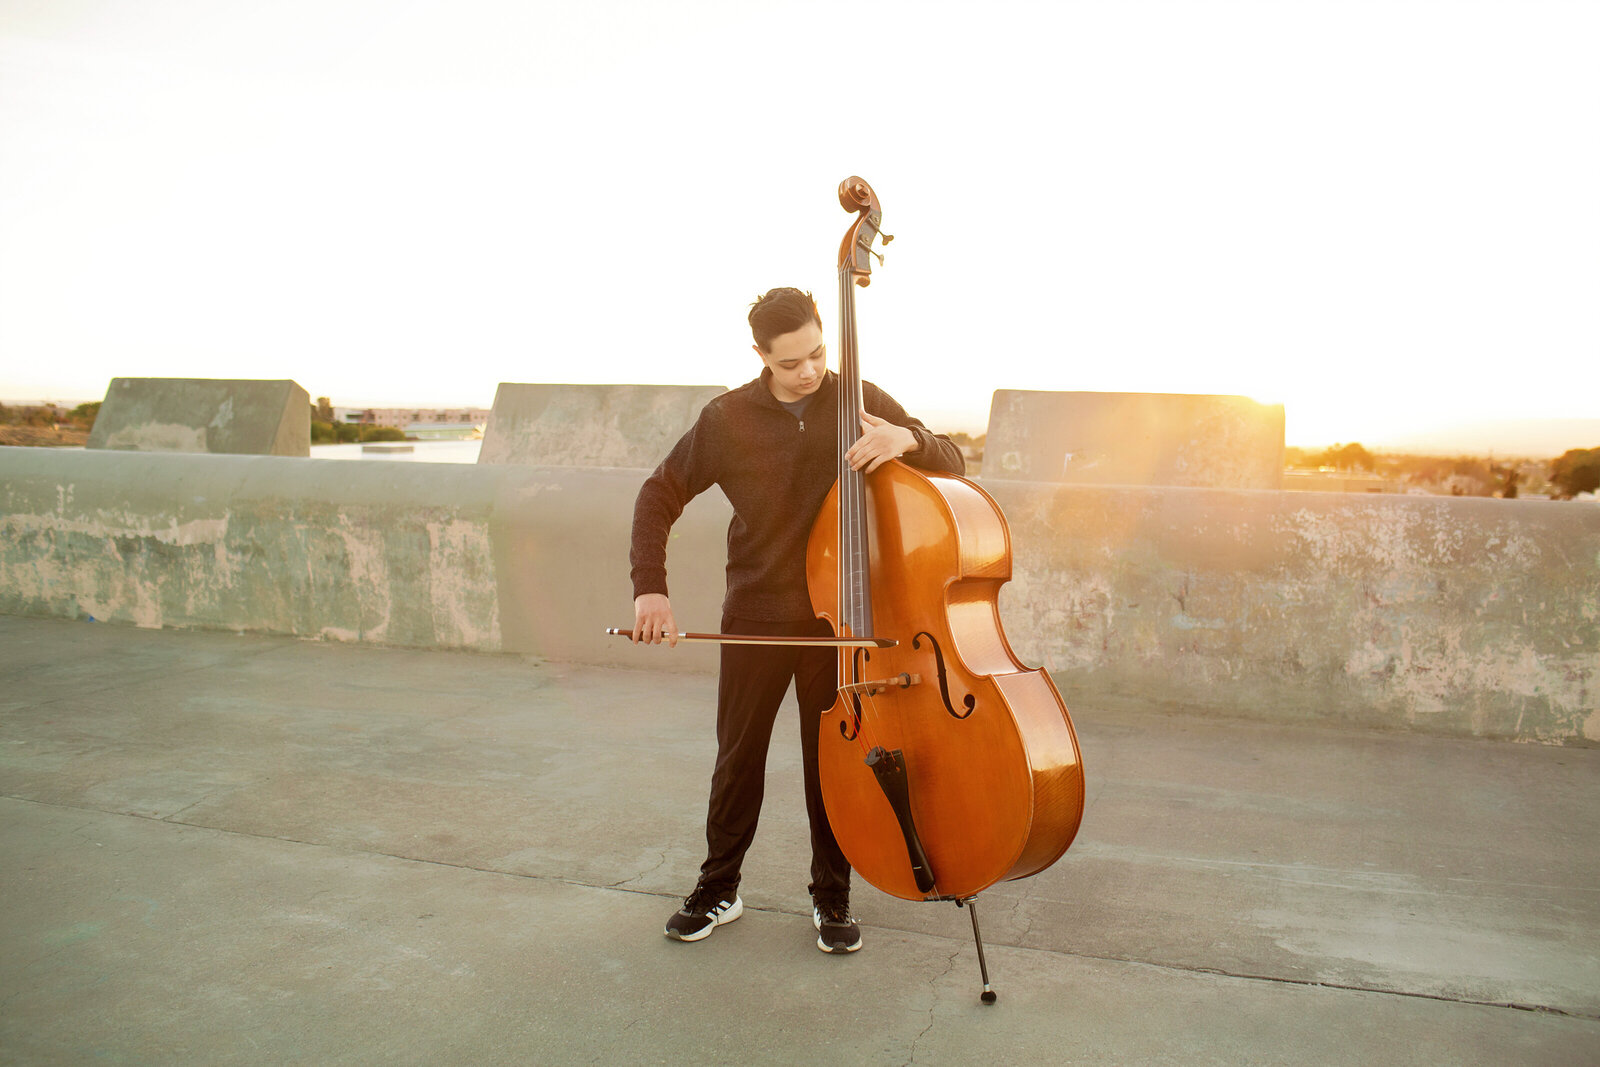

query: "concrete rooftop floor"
left=1, top=614, right=1597, bottom=1065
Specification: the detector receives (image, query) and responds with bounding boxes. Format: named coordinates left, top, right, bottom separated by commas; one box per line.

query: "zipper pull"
left=798, top=419, right=805, bottom=433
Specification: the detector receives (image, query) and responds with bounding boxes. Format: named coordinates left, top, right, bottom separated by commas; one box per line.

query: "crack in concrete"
left=1062, top=948, right=1600, bottom=1021
left=161, top=790, right=228, bottom=822
left=602, top=849, right=669, bottom=890
left=1006, top=885, right=1037, bottom=946
left=904, top=949, right=960, bottom=1066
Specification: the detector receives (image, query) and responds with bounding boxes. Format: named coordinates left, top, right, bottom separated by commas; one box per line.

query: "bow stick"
left=604, top=628, right=895, bottom=648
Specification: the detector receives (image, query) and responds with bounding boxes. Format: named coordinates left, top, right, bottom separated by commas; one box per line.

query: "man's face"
left=756, top=321, right=827, bottom=403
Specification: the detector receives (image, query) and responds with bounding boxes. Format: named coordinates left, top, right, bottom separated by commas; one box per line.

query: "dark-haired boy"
left=629, top=287, right=965, bottom=953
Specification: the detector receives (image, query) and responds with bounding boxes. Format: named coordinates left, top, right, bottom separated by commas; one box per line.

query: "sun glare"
left=0, top=1, right=1595, bottom=459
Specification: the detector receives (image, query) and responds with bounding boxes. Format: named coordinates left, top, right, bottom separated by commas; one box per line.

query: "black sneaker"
left=664, top=885, right=743, bottom=942
left=813, top=899, right=861, bottom=953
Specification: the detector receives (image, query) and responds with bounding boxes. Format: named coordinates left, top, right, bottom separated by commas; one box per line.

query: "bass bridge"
left=836, top=671, right=921, bottom=698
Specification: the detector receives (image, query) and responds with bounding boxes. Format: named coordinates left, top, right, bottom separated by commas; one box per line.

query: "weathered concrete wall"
left=0, top=446, right=726, bottom=674
left=478, top=384, right=725, bottom=467
left=487, top=464, right=728, bottom=674
left=987, top=483, right=1599, bottom=744
left=0, top=448, right=499, bottom=647
left=2, top=446, right=1595, bottom=743
left=87, top=377, right=311, bottom=457
left=984, top=390, right=1284, bottom=488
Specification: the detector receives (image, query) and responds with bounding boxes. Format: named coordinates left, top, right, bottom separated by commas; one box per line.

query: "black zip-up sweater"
left=630, top=368, right=967, bottom=622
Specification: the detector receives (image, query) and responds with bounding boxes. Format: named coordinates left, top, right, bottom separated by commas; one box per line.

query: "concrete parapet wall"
left=0, top=448, right=501, bottom=647
left=987, top=482, right=1599, bottom=744
left=0, top=446, right=727, bottom=674
left=2, top=446, right=1595, bottom=743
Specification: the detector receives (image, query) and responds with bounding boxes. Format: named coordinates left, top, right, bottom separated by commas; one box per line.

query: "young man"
left=629, top=287, right=965, bottom=953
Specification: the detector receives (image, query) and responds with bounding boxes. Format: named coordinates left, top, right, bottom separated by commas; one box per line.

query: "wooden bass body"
left=806, top=459, right=1085, bottom=901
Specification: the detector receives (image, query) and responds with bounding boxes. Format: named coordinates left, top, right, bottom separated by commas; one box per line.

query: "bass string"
left=835, top=247, right=900, bottom=767
left=836, top=263, right=864, bottom=641
left=848, top=664, right=939, bottom=900
left=837, top=262, right=876, bottom=762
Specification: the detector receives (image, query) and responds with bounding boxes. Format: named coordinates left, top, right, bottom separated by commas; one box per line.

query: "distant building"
left=333, top=407, right=491, bottom=438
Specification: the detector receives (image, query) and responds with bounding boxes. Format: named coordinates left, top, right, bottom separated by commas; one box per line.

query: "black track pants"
left=696, top=615, right=852, bottom=903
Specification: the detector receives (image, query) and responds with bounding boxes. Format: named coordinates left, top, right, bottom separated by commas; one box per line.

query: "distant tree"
left=1301, top=442, right=1376, bottom=471
left=1493, top=463, right=1521, bottom=499
left=1389, top=454, right=1452, bottom=485
left=1549, top=448, right=1600, bottom=500
left=946, top=431, right=985, bottom=463
left=1337, top=443, right=1375, bottom=471
left=1446, top=456, right=1495, bottom=496
left=311, top=418, right=405, bottom=444
left=69, top=401, right=100, bottom=429
left=18, top=404, right=60, bottom=427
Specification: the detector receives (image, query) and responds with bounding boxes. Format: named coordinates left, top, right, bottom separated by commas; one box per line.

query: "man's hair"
left=748, top=288, right=822, bottom=353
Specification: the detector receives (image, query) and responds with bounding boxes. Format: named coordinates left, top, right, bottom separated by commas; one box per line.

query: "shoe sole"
left=665, top=896, right=743, bottom=942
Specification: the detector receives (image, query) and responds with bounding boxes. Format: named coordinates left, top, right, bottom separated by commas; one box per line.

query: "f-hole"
left=912, top=631, right=975, bottom=720
left=838, top=646, right=869, bottom=740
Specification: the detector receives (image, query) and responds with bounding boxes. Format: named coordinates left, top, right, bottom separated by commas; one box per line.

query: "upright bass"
left=807, top=177, right=1085, bottom=1001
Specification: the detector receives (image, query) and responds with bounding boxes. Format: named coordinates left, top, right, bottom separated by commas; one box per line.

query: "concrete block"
left=984, top=390, right=1284, bottom=488
left=477, top=383, right=725, bottom=468
left=86, top=377, right=310, bottom=456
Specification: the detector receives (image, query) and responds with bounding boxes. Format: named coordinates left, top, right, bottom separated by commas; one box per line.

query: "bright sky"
left=2, top=0, right=1596, bottom=451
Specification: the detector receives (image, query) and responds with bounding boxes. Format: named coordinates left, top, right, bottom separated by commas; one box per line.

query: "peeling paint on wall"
left=425, top=518, right=499, bottom=648
left=0, top=449, right=503, bottom=654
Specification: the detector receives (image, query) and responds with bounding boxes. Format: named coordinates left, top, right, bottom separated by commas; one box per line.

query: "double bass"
left=807, top=177, right=1085, bottom=1002
left=609, top=177, right=1084, bottom=1001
